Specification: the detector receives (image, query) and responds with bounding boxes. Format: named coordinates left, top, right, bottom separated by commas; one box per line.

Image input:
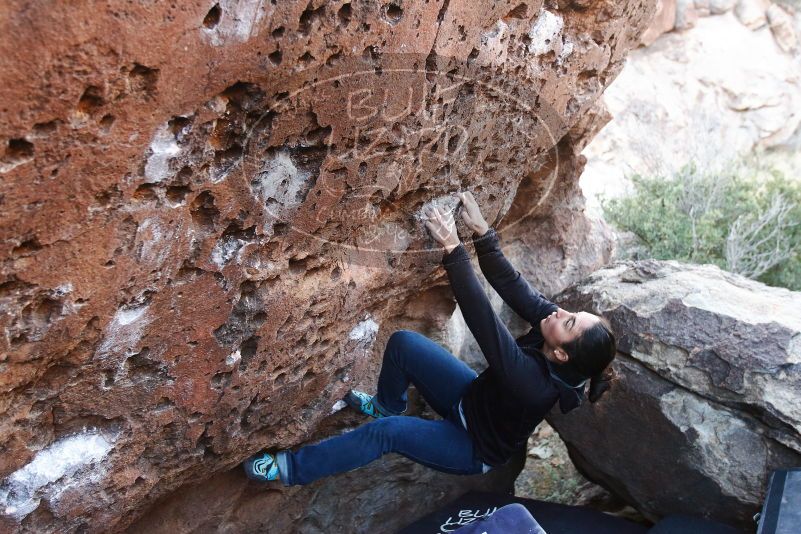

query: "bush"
left=601, top=158, right=801, bottom=291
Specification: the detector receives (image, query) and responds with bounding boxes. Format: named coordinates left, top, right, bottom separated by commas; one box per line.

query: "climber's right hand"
left=423, top=205, right=461, bottom=254
left=456, top=191, right=489, bottom=237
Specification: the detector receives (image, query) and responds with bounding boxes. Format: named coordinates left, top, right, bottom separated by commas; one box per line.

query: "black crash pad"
left=450, top=503, right=546, bottom=534
left=396, top=491, right=648, bottom=534
left=648, top=515, right=745, bottom=534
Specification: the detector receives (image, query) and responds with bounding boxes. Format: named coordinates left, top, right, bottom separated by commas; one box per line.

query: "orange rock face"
left=0, top=1, right=654, bottom=531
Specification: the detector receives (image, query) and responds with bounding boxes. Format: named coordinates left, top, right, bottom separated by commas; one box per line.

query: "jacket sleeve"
left=441, top=244, right=553, bottom=404
left=471, top=227, right=558, bottom=327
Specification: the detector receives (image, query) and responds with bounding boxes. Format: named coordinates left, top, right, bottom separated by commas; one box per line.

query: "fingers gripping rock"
left=415, top=194, right=461, bottom=226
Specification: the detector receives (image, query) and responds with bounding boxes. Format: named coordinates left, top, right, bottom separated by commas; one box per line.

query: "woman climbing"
left=242, top=190, right=616, bottom=485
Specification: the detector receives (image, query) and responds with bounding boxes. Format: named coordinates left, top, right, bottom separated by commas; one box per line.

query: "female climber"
left=242, top=190, right=616, bottom=485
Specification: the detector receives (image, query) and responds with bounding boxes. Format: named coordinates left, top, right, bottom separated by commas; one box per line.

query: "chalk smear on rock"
left=331, top=400, right=348, bottom=414
left=348, top=316, right=379, bottom=344
left=201, top=0, right=270, bottom=47
left=95, top=304, right=150, bottom=362
left=0, top=431, right=114, bottom=521
left=144, top=123, right=181, bottom=183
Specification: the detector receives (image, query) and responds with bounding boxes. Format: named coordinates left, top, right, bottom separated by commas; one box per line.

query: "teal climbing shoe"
left=344, top=389, right=390, bottom=418
left=243, top=451, right=280, bottom=482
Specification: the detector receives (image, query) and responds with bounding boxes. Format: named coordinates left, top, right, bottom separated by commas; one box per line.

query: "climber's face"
left=540, top=307, right=600, bottom=362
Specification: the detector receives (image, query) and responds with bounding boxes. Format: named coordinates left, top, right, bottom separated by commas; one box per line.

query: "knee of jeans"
left=388, top=329, right=415, bottom=349
left=386, top=330, right=416, bottom=359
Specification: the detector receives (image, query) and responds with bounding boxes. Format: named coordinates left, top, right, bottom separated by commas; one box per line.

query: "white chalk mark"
left=201, top=0, right=270, bottom=47
left=116, top=306, right=147, bottom=326
left=415, top=195, right=461, bottom=224
left=330, top=400, right=348, bottom=414
left=144, top=124, right=181, bottom=183
left=0, top=431, right=114, bottom=521
left=211, top=235, right=245, bottom=267
left=528, top=10, right=564, bottom=56
left=53, top=283, right=73, bottom=297
left=348, top=316, right=379, bottom=343
left=95, top=304, right=150, bottom=361
left=226, top=349, right=242, bottom=366
left=250, top=148, right=316, bottom=232
left=559, top=39, right=574, bottom=63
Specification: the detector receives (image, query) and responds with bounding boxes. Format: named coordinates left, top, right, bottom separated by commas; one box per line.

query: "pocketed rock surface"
left=549, top=259, right=801, bottom=529
left=0, top=1, right=654, bottom=532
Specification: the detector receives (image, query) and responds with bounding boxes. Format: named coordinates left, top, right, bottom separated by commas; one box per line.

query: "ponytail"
left=588, top=366, right=617, bottom=403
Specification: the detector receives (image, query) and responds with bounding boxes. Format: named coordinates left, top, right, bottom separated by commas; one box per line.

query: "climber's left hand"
left=423, top=205, right=461, bottom=254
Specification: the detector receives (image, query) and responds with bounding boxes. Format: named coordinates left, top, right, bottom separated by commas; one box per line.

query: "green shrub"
left=601, top=158, right=801, bottom=291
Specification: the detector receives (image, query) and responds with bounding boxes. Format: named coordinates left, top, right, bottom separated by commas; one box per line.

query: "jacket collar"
left=544, top=358, right=587, bottom=414
left=520, top=340, right=588, bottom=414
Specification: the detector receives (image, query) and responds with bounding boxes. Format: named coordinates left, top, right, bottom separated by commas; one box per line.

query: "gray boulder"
left=548, top=259, right=801, bottom=529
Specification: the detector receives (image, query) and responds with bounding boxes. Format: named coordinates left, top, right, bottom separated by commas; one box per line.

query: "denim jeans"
left=276, top=330, right=491, bottom=486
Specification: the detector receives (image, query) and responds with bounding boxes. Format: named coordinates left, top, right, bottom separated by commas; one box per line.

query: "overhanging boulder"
left=1, top=1, right=655, bottom=531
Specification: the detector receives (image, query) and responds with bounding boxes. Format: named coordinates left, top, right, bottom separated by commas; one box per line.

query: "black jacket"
left=442, top=227, right=587, bottom=467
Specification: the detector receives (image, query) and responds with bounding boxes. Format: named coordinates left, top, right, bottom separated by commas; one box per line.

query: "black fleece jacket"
left=442, top=227, right=587, bottom=467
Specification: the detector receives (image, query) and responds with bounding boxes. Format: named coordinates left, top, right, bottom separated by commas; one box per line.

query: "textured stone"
left=127, top=388, right=526, bottom=534
left=709, top=0, right=737, bottom=14
left=548, top=259, right=801, bottom=528
left=640, top=0, right=678, bottom=45
left=581, top=9, right=801, bottom=216
left=675, top=0, right=700, bottom=29
left=0, top=1, right=655, bottom=532
left=767, top=4, right=798, bottom=53
left=735, top=0, right=770, bottom=29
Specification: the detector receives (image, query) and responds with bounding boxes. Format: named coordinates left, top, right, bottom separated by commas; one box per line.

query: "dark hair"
left=561, top=316, right=617, bottom=403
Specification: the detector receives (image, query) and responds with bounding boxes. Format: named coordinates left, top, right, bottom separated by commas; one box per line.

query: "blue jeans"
left=276, top=330, right=490, bottom=486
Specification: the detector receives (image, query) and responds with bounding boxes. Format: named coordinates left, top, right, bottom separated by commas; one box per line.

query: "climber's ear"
left=554, top=347, right=569, bottom=364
